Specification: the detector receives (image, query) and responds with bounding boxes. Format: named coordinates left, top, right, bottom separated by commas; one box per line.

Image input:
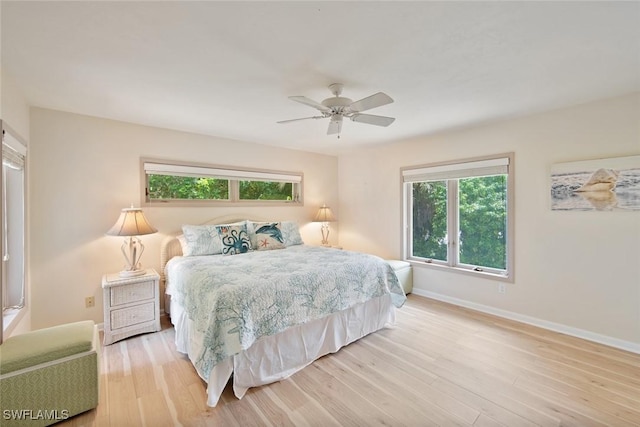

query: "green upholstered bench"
left=0, top=321, right=99, bottom=426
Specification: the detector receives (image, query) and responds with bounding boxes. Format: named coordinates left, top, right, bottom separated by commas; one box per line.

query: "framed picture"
left=550, top=155, right=640, bottom=211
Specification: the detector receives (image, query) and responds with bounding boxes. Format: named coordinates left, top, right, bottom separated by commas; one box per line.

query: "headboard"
left=159, top=214, right=269, bottom=282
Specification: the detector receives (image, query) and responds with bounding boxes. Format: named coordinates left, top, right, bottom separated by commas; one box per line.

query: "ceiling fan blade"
left=289, top=96, right=332, bottom=113
left=349, top=92, right=393, bottom=112
left=327, top=115, right=343, bottom=135
left=351, top=113, right=395, bottom=127
left=277, top=116, right=324, bottom=124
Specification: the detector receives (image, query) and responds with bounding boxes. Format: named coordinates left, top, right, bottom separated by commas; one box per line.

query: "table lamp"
left=313, top=204, right=336, bottom=246
left=106, top=206, right=157, bottom=277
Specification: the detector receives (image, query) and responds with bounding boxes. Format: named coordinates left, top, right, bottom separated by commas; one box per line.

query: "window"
left=402, top=153, right=514, bottom=280
left=1, top=125, right=27, bottom=338
left=142, top=159, right=303, bottom=206
left=238, top=180, right=294, bottom=201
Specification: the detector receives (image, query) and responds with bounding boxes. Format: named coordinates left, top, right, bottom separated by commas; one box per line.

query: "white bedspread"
left=167, top=245, right=406, bottom=378
left=165, top=245, right=405, bottom=405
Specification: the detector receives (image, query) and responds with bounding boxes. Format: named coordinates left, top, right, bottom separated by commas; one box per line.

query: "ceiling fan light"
left=330, top=114, right=343, bottom=124
left=322, top=96, right=352, bottom=108
left=328, top=114, right=343, bottom=135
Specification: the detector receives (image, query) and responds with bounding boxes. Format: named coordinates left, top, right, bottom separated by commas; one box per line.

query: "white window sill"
left=407, top=259, right=513, bottom=283
left=2, top=307, right=27, bottom=338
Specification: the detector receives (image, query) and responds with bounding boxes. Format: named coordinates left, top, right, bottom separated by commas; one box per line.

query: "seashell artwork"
left=551, top=155, right=640, bottom=211
left=575, top=168, right=619, bottom=192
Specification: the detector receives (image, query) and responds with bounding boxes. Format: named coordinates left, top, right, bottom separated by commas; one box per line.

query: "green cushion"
left=0, top=321, right=95, bottom=375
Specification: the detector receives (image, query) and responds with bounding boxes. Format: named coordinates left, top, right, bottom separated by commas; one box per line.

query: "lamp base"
left=118, top=237, right=147, bottom=278
left=320, top=222, right=330, bottom=246
left=119, top=269, right=146, bottom=278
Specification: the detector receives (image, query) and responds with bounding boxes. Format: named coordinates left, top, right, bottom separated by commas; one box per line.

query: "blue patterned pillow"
left=281, top=221, right=304, bottom=246
left=216, top=224, right=252, bottom=255
left=181, top=225, right=222, bottom=256
left=247, top=220, right=303, bottom=248
left=253, top=222, right=285, bottom=251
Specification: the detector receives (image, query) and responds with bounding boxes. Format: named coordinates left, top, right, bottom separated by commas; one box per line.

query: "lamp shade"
left=106, top=207, right=157, bottom=237
left=313, top=204, right=336, bottom=222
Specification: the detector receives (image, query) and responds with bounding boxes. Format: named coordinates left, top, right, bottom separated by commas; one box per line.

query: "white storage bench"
left=387, top=260, right=412, bottom=294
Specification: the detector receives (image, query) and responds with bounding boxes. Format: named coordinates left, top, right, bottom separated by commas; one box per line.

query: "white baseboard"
left=411, top=289, right=640, bottom=355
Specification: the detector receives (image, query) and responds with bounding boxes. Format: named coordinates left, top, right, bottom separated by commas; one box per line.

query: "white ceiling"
left=2, top=1, right=639, bottom=155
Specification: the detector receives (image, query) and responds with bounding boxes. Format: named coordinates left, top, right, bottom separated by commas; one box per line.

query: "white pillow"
left=181, top=221, right=249, bottom=256
left=180, top=224, right=222, bottom=256
left=281, top=221, right=304, bottom=246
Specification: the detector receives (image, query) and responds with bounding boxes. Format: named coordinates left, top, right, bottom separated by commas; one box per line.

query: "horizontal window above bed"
left=142, top=159, right=303, bottom=206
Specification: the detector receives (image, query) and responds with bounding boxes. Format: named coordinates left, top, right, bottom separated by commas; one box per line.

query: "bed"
left=160, top=216, right=406, bottom=407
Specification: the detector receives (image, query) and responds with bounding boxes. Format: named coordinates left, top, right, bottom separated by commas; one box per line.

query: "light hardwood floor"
left=61, top=295, right=640, bottom=426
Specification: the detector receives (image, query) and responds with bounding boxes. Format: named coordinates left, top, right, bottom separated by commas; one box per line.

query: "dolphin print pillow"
left=253, top=222, right=285, bottom=251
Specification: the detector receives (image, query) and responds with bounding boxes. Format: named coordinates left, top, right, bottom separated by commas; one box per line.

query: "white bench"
left=387, top=260, right=412, bottom=294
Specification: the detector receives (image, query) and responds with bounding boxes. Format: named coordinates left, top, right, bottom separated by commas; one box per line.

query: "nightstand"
left=101, top=269, right=161, bottom=345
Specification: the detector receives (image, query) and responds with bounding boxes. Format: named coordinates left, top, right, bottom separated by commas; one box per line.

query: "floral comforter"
left=165, top=245, right=406, bottom=382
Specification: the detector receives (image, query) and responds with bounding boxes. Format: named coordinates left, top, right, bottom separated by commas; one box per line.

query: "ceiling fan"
left=277, top=83, right=395, bottom=136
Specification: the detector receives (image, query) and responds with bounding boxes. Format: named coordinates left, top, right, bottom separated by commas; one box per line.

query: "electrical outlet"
left=498, top=284, right=506, bottom=294
left=85, top=296, right=95, bottom=308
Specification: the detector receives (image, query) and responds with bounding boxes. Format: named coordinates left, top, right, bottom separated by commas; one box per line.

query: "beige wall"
left=1, top=68, right=30, bottom=141
left=29, top=108, right=338, bottom=329
left=1, top=67, right=31, bottom=337
left=338, top=93, right=640, bottom=347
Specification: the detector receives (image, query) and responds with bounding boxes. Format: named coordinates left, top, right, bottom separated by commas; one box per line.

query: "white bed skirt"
left=169, top=294, right=397, bottom=407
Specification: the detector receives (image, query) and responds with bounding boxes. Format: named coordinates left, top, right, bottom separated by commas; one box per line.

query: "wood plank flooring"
left=60, top=295, right=640, bottom=426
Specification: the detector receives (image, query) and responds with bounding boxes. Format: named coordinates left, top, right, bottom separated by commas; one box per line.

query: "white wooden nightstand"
left=101, top=268, right=161, bottom=345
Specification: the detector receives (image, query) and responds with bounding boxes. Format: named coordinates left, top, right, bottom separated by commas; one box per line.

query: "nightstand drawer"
left=110, top=280, right=155, bottom=306
left=110, top=302, right=156, bottom=330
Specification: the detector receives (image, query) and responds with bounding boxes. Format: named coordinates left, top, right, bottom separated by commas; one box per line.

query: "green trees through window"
left=143, top=160, right=302, bottom=205
left=148, top=175, right=295, bottom=201
left=411, top=175, right=507, bottom=271
left=148, top=175, right=229, bottom=200
left=239, top=181, right=293, bottom=200
left=405, top=154, right=513, bottom=278
left=458, top=175, right=507, bottom=270
left=412, top=181, right=448, bottom=262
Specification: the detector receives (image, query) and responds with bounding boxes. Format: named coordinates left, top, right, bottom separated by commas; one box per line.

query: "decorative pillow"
left=253, top=222, right=285, bottom=251
left=216, top=224, right=252, bottom=255
left=181, top=225, right=222, bottom=256
left=280, top=221, right=304, bottom=246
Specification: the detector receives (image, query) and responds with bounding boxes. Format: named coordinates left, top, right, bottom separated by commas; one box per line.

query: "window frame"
left=1, top=122, right=28, bottom=342
left=402, top=153, right=515, bottom=282
left=141, top=158, right=303, bottom=207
